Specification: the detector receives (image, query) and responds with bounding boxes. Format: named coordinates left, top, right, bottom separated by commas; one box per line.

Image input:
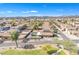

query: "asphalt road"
left=53, top=23, right=69, bottom=40
left=53, top=22, right=79, bottom=46
left=0, top=22, right=79, bottom=48
left=57, top=32, right=70, bottom=40
left=0, top=38, right=54, bottom=49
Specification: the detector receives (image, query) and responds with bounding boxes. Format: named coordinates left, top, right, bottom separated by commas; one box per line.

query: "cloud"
left=30, top=10, right=38, bottom=13
left=22, top=11, right=29, bottom=13
left=0, top=10, right=16, bottom=14
left=22, top=10, right=38, bottom=13
left=69, top=9, right=77, bottom=12
left=7, top=11, right=13, bottom=13
left=34, top=14, right=42, bottom=16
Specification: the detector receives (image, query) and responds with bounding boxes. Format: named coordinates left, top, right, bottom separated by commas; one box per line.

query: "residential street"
left=53, top=22, right=79, bottom=47
left=53, top=23, right=70, bottom=40
left=0, top=38, right=54, bottom=49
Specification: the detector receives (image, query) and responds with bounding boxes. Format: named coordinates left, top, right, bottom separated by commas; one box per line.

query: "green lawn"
left=53, top=39, right=78, bottom=54
left=0, top=49, right=47, bottom=55
left=0, top=44, right=66, bottom=55
left=58, top=50, right=66, bottom=55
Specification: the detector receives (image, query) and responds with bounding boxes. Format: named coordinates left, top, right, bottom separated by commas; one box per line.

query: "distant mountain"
left=0, top=15, right=79, bottom=20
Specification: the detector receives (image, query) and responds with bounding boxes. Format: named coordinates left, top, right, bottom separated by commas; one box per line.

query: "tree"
left=63, top=20, right=67, bottom=24
left=33, top=22, right=38, bottom=30
left=33, top=24, right=38, bottom=30
left=11, top=30, right=19, bottom=48
left=53, top=27, right=58, bottom=34
left=33, top=21, right=43, bottom=30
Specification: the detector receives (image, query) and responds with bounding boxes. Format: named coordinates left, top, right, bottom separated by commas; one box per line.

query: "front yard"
left=0, top=44, right=66, bottom=55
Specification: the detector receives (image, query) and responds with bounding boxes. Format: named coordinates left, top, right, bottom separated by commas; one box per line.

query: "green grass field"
left=58, top=50, right=66, bottom=55
left=0, top=44, right=66, bottom=55
left=0, top=49, right=47, bottom=55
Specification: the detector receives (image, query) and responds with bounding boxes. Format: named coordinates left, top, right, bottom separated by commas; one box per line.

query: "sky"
left=0, top=3, right=79, bottom=16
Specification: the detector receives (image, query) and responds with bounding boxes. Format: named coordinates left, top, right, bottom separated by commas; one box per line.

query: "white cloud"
left=34, top=14, right=42, bottom=16
left=22, top=11, right=29, bottom=13
left=7, top=11, right=13, bottom=13
left=30, top=10, right=38, bottom=13
left=22, top=10, right=38, bottom=13
left=0, top=10, right=16, bottom=14
left=69, top=9, right=77, bottom=12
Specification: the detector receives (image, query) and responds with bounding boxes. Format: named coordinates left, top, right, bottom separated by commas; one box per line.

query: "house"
left=0, top=31, right=11, bottom=39
left=30, top=30, right=42, bottom=39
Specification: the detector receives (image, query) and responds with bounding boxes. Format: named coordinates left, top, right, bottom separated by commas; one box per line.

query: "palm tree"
left=33, top=24, right=39, bottom=30
left=11, top=30, right=19, bottom=48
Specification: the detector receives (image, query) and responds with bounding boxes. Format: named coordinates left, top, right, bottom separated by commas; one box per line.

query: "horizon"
left=0, top=15, right=79, bottom=17
left=0, top=3, right=79, bottom=17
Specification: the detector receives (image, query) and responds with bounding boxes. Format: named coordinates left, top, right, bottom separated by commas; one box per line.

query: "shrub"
left=47, top=50, right=57, bottom=55
left=53, top=39, right=78, bottom=54
left=41, top=44, right=58, bottom=55
left=58, top=50, right=66, bottom=55
left=23, top=44, right=35, bottom=49
left=42, top=44, right=53, bottom=51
